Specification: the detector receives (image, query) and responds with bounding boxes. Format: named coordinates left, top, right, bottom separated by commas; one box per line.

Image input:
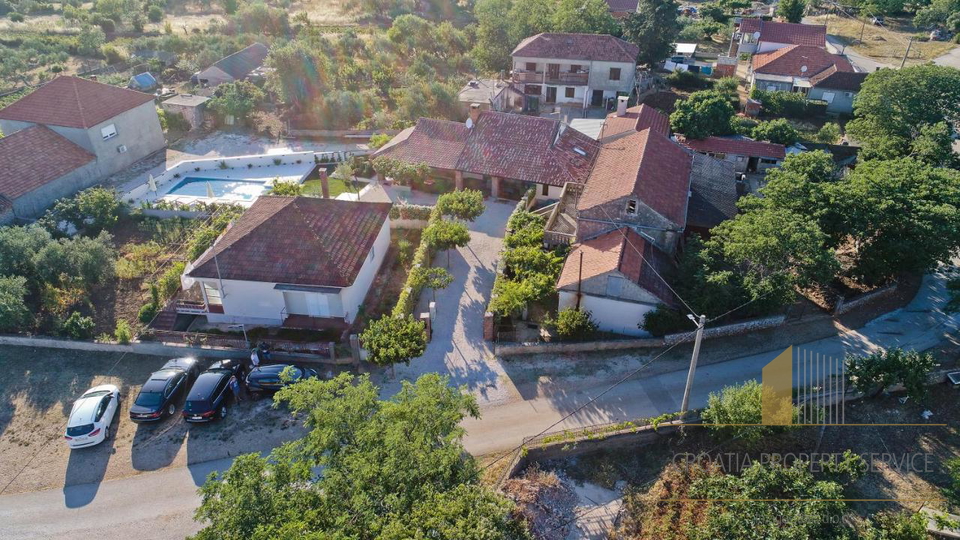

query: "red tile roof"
left=0, top=125, right=95, bottom=200
left=374, top=111, right=599, bottom=187
left=557, top=228, right=676, bottom=306
left=809, top=65, right=868, bottom=91
left=600, top=104, right=670, bottom=141
left=186, top=197, right=391, bottom=288
left=511, top=33, right=640, bottom=64
left=0, top=76, right=157, bottom=129
left=739, top=19, right=826, bottom=48
left=579, top=129, right=692, bottom=227
left=752, top=45, right=853, bottom=77
left=605, top=0, right=638, bottom=12
left=680, top=135, right=786, bottom=160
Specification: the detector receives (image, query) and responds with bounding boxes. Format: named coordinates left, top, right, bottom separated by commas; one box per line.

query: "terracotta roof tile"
left=374, top=111, right=599, bottom=187
left=557, top=228, right=676, bottom=305
left=187, top=197, right=391, bottom=287
left=579, top=129, right=692, bottom=227
left=605, top=0, right=638, bottom=12
left=600, top=104, right=670, bottom=141
left=740, top=19, right=826, bottom=47
left=809, top=65, right=868, bottom=91
left=511, top=33, right=640, bottom=64
left=679, top=135, right=786, bottom=160
left=0, top=76, right=156, bottom=129
left=752, top=45, right=853, bottom=77
left=0, top=125, right=95, bottom=200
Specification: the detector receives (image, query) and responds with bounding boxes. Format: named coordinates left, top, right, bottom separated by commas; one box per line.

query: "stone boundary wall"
left=834, top=283, right=898, bottom=316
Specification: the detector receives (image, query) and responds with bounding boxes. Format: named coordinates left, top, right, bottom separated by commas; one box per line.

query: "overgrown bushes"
left=545, top=307, right=598, bottom=341
left=392, top=205, right=443, bottom=317
left=751, top=88, right=826, bottom=118
left=389, top=203, right=433, bottom=221
left=844, top=348, right=936, bottom=403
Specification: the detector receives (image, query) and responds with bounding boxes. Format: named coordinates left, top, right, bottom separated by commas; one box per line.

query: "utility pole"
left=858, top=17, right=867, bottom=45
left=900, top=37, right=914, bottom=69
left=679, top=314, right=707, bottom=417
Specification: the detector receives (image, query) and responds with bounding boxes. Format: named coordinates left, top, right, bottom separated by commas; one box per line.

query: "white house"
left=556, top=227, right=677, bottom=336
left=511, top=33, right=639, bottom=109
left=181, top=196, right=392, bottom=327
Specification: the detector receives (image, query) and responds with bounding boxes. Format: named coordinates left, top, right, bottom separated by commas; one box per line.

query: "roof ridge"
left=69, top=77, right=89, bottom=129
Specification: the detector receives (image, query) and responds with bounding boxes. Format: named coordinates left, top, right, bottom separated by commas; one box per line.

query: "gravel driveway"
left=382, top=199, right=520, bottom=406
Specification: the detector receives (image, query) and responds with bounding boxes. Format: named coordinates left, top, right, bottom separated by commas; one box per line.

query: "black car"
left=183, top=359, right=246, bottom=423
left=129, top=357, right=200, bottom=422
left=246, top=364, right=319, bottom=394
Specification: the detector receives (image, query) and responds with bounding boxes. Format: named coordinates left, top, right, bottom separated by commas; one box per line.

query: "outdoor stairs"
left=532, top=202, right=557, bottom=218
left=150, top=309, right=178, bottom=331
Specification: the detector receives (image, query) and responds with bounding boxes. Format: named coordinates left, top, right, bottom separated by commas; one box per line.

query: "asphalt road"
left=1, top=266, right=956, bottom=539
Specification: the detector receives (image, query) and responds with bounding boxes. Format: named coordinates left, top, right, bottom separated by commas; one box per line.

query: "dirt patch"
left=503, top=467, right=579, bottom=540
left=350, top=229, right=421, bottom=331
left=808, top=14, right=956, bottom=65
left=0, top=346, right=307, bottom=495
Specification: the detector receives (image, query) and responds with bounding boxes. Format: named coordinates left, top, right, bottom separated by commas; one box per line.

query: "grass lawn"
left=808, top=14, right=956, bottom=65
left=301, top=177, right=357, bottom=198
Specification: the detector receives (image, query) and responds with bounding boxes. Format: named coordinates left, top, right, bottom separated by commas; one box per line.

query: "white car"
left=64, top=384, right=121, bottom=449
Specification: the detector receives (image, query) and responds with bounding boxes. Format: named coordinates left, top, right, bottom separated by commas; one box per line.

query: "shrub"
left=489, top=278, right=535, bottom=316
left=390, top=204, right=433, bottom=221
left=114, top=319, right=133, bottom=344
left=752, top=118, right=799, bottom=145
left=138, top=302, right=158, bottom=324
left=369, top=133, right=392, bottom=149
left=9, top=11, right=23, bottom=21
left=131, top=13, right=145, bottom=32
left=751, top=89, right=811, bottom=118
left=436, top=189, right=484, bottom=221
left=666, top=68, right=713, bottom=91
left=147, top=4, right=163, bottom=22
left=396, top=238, right=413, bottom=267
left=641, top=305, right=691, bottom=336
left=61, top=311, right=95, bottom=339
left=360, top=315, right=427, bottom=370
left=158, top=108, right=190, bottom=132
left=702, top=380, right=796, bottom=442
left=814, top=122, right=842, bottom=144
left=944, top=457, right=960, bottom=505
left=547, top=308, right=598, bottom=341
left=0, top=275, right=31, bottom=331
left=157, top=261, right=185, bottom=300
left=845, top=348, right=936, bottom=403
left=270, top=180, right=304, bottom=196
left=93, top=15, right=115, bottom=32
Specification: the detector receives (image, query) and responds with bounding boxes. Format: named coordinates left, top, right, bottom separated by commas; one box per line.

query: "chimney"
left=468, top=103, right=481, bottom=127
left=616, top=95, right=629, bottom=117
left=319, top=168, right=330, bottom=199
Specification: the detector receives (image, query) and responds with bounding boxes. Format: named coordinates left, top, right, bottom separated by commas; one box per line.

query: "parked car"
left=183, top=359, right=246, bottom=423
left=64, top=384, right=121, bottom=449
left=246, top=364, right=319, bottom=394
left=129, top=357, right=200, bottom=422
left=871, top=16, right=884, bottom=26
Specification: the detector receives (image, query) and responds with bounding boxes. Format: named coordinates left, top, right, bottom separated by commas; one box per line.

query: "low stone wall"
left=834, top=283, right=898, bottom=315
left=663, top=315, right=786, bottom=345
left=0, top=334, right=352, bottom=365
left=495, top=337, right=664, bottom=356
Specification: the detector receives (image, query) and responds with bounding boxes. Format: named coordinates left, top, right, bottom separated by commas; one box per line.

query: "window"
left=606, top=276, right=624, bottom=297
left=570, top=64, right=581, bottom=73
left=100, top=124, right=117, bottom=140
left=204, top=283, right=223, bottom=306
left=525, top=62, right=536, bottom=71
left=736, top=156, right=744, bottom=162
left=821, top=91, right=835, bottom=104
left=609, top=67, right=621, bottom=81
left=542, top=184, right=549, bottom=196
left=626, top=200, right=637, bottom=214
left=564, top=87, right=575, bottom=99
left=760, top=158, right=778, bottom=164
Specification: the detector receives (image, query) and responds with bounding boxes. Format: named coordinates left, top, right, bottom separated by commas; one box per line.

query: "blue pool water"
left=166, top=177, right=268, bottom=201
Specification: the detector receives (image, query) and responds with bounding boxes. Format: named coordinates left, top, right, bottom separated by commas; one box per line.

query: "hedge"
left=392, top=205, right=444, bottom=316
left=487, top=189, right=536, bottom=316
left=389, top=203, right=433, bottom=221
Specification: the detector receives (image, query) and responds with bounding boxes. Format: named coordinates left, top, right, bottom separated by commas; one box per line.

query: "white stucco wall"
left=558, top=291, right=655, bottom=337
left=534, top=184, right=564, bottom=201
left=339, top=217, right=391, bottom=322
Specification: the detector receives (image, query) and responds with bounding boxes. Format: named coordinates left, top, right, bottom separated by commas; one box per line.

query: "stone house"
left=735, top=19, right=827, bottom=55
left=161, top=94, right=211, bottom=130
left=749, top=45, right=854, bottom=94
left=192, top=43, right=269, bottom=88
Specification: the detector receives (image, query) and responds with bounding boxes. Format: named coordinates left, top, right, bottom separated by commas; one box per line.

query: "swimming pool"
left=165, top=177, right=269, bottom=201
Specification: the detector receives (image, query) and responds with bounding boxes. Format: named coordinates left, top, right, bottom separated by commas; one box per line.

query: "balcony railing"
left=546, top=71, right=588, bottom=85
left=513, top=70, right=590, bottom=85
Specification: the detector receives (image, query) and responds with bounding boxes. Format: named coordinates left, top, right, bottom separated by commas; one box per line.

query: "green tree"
left=368, top=132, right=392, bottom=149
left=552, top=0, right=619, bottom=34
left=360, top=315, right=427, bottom=374
left=76, top=187, right=123, bottom=233
left=33, top=231, right=117, bottom=289
left=708, top=206, right=839, bottom=304
left=911, top=121, right=957, bottom=168
left=192, top=373, right=528, bottom=540
left=0, top=225, right=52, bottom=282
left=814, top=122, right=841, bottom=144
left=269, top=180, right=304, bottom=196
left=472, top=0, right=513, bottom=72
left=410, top=265, right=453, bottom=302
left=76, top=25, right=106, bottom=56
left=0, top=275, right=31, bottom=331
left=489, top=278, right=536, bottom=316
left=670, top=90, right=735, bottom=139
left=437, top=189, right=484, bottom=221
left=823, top=158, right=960, bottom=284
left=776, top=0, right=805, bottom=22
left=507, top=0, right=555, bottom=45
left=844, top=348, right=936, bottom=403
left=622, top=0, right=680, bottom=68
left=423, top=219, right=470, bottom=266
left=857, top=512, right=929, bottom=540
left=147, top=5, right=163, bottom=22
left=207, top=80, right=265, bottom=124
left=751, top=118, right=799, bottom=145
left=847, top=65, right=960, bottom=160
left=702, top=380, right=792, bottom=442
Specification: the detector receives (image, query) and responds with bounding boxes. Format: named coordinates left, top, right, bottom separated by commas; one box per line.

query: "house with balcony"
left=180, top=196, right=391, bottom=328
left=749, top=45, right=855, bottom=94
left=511, top=33, right=639, bottom=109
left=735, top=19, right=826, bottom=56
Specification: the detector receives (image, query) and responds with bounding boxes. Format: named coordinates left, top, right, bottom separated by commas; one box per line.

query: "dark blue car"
left=130, top=357, right=200, bottom=422
left=183, top=359, right=245, bottom=423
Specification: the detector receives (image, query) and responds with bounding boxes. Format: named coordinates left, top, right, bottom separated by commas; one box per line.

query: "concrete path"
left=934, top=46, right=960, bottom=69
left=3, top=262, right=957, bottom=539
left=380, top=199, right=520, bottom=407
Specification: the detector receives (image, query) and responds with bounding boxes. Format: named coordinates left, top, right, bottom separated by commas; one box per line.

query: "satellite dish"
left=800, top=65, right=808, bottom=73
left=753, top=31, right=761, bottom=40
